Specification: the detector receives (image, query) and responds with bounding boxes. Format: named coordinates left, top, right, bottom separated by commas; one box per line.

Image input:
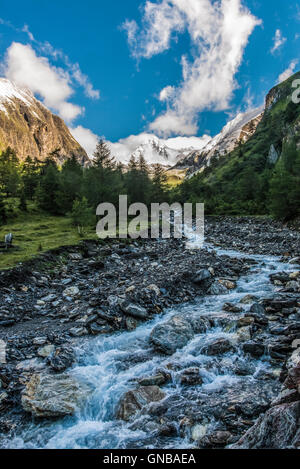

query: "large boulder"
left=116, top=386, right=166, bottom=421
left=202, top=338, right=235, bottom=356
left=208, top=281, right=228, bottom=295
left=193, top=269, right=212, bottom=284
left=242, top=341, right=265, bottom=358
left=47, top=346, right=75, bottom=372
left=230, top=402, right=300, bottom=449
left=21, top=373, right=88, bottom=418
left=120, top=301, right=149, bottom=319
left=150, top=316, right=194, bottom=355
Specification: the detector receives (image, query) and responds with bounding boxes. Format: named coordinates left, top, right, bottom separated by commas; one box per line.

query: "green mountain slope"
left=174, top=72, right=300, bottom=219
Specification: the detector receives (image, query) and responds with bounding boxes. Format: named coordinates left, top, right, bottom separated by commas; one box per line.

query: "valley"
left=0, top=217, right=299, bottom=449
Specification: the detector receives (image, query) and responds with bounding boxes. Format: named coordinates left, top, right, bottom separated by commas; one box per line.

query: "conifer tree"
left=151, top=164, right=168, bottom=203
left=93, top=139, right=115, bottom=169
left=35, top=162, right=61, bottom=214
left=0, top=193, right=7, bottom=225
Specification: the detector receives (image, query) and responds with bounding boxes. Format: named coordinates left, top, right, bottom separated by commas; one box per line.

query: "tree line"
left=0, top=139, right=170, bottom=227
left=172, top=135, right=300, bottom=221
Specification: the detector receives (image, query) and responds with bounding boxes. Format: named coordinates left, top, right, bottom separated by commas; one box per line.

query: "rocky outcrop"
left=231, top=360, right=300, bottom=449
left=116, top=386, right=166, bottom=421
left=0, top=78, right=89, bottom=164
left=150, top=315, right=194, bottom=355
left=21, top=373, right=88, bottom=418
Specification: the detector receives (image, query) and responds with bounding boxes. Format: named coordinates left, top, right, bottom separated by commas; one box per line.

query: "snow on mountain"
left=201, top=106, right=264, bottom=156
left=0, top=78, right=36, bottom=112
left=108, top=133, right=212, bottom=167
left=172, top=106, right=264, bottom=176
left=0, top=77, right=89, bottom=163
left=106, top=107, right=263, bottom=173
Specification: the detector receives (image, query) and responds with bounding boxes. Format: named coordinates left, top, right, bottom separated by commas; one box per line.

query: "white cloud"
left=159, top=85, right=175, bottom=101
left=124, top=0, right=261, bottom=137
left=278, top=60, right=298, bottom=83
left=0, top=20, right=100, bottom=102
left=123, top=2, right=185, bottom=59
left=149, top=110, right=197, bottom=135
left=22, top=24, right=35, bottom=41
left=70, top=125, right=99, bottom=157
left=271, top=29, right=286, bottom=54
left=4, top=42, right=83, bottom=121
left=164, top=134, right=211, bottom=150
left=36, top=41, right=100, bottom=100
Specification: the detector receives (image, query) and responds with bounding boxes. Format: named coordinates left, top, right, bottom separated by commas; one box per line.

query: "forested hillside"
left=172, top=72, right=300, bottom=220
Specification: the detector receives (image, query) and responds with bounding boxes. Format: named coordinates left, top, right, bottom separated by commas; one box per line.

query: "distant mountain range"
left=0, top=78, right=89, bottom=165
left=109, top=107, right=264, bottom=179
left=0, top=74, right=297, bottom=183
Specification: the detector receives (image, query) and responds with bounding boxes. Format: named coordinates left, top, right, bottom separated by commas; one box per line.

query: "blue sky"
left=0, top=0, right=299, bottom=155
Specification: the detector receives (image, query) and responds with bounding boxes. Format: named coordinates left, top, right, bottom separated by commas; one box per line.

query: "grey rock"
left=208, top=281, right=228, bottom=295
left=69, top=327, right=88, bottom=337
left=243, top=341, right=265, bottom=357
left=120, top=301, right=149, bottom=319
left=231, top=402, right=300, bottom=449
left=250, top=303, right=265, bottom=316
left=193, top=269, right=212, bottom=284
left=202, top=338, right=235, bottom=356
left=150, top=315, right=194, bottom=355
left=21, top=373, right=88, bottom=418
left=116, top=386, right=166, bottom=421
left=37, top=345, right=55, bottom=358
left=47, top=346, right=75, bottom=372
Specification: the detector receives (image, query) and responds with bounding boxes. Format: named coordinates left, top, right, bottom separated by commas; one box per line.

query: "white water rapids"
left=2, top=237, right=298, bottom=449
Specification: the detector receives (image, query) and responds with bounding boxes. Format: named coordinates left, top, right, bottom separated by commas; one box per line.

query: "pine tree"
left=22, top=156, right=41, bottom=200
left=93, top=139, right=115, bottom=169
left=0, top=193, right=7, bottom=225
left=151, top=164, right=168, bottom=203
left=70, top=197, right=93, bottom=235
left=19, top=189, right=27, bottom=212
left=0, top=147, right=21, bottom=197
left=269, top=158, right=293, bottom=220
left=35, top=162, right=61, bottom=214
left=56, top=155, right=83, bottom=213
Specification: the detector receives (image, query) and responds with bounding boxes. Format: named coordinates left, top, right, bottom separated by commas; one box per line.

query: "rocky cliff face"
left=0, top=79, right=89, bottom=165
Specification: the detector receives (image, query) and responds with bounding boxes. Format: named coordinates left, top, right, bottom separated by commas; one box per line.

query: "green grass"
left=0, top=199, right=97, bottom=270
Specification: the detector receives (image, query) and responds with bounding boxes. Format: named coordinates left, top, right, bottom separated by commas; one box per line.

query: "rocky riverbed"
left=0, top=216, right=299, bottom=449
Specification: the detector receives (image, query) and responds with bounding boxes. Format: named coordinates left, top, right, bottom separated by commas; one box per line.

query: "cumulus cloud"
left=36, top=41, right=100, bottom=100
left=159, top=85, right=175, bottom=101
left=271, top=29, right=286, bottom=54
left=70, top=125, right=99, bottom=157
left=123, top=0, right=261, bottom=137
left=123, top=2, right=185, bottom=59
left=278, top=60, right=298, bottom=83
left=1, top=20, right=100, bottom=103
left=4, top=42, right=83, bottom=121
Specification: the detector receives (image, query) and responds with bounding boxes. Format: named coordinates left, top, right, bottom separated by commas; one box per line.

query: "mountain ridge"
left=0, top=78, right=89, bottom=165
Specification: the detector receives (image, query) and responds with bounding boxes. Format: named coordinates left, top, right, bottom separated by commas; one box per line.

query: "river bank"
left=0, top=216, right=299, bottom=448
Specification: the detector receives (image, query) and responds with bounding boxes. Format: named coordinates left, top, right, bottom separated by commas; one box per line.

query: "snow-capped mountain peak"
left=172, top=106, right=264, bottom=177
left=0, top=77, right=89, bottom=163
left=108, top=133, right=211, bottom=167
left=0, top=78, right=35, bottom=112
